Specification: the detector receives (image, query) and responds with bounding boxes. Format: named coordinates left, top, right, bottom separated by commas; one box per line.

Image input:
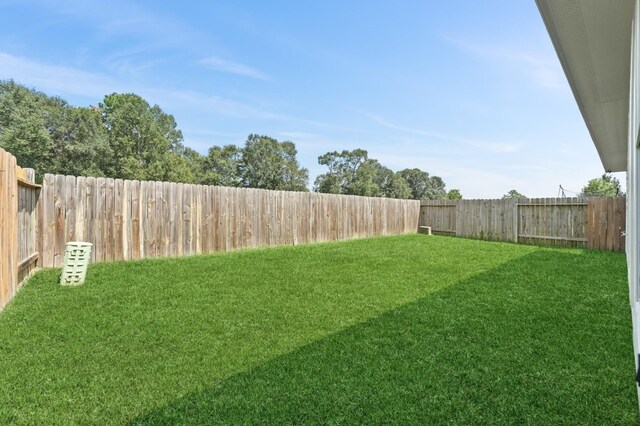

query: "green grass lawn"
left=0, top=235, right=637, bottom=424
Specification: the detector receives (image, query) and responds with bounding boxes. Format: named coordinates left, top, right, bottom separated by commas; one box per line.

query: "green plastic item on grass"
left=60, top=242, right=92, bottom=286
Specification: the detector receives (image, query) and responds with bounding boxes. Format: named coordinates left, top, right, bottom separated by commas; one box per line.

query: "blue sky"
left=0, top=0, right=622, bottom=198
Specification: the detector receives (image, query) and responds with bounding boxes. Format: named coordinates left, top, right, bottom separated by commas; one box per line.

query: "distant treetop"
left=580, top=174, right=624, bottom=197
left=502, top=189, right=527, bottom=201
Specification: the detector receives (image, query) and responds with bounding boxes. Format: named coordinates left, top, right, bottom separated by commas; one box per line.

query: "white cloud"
left=20, top=0, right=202, bottom=46
left=0, top=51, right=282, bottom=120
left=354, top=108, right=521, bottom=154
left=276, top=130, right=350, bottom=156
left=200, top=57, right=270, bottom=81
left=0, top=52, right=121, bottom=99
left=445, top=37, right=567, bottom=90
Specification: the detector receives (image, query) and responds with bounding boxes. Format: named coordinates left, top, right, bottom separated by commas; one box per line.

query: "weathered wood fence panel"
left=419, top=200, right=456, bottom=235
left=455, top=199, right=517, bottom=242
left=1, top=148, right=40, bottom=309
left=518, top=197, right=588, bottom=248
left=586, top=197, right=626, bottom=252
left=17, top=168, right=39, bottom=283
left=39, top=174, right=421, bottom=268
left=420, top=197, right=626, bottom=251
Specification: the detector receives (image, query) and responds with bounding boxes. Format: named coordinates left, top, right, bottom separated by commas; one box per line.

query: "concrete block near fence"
left=60, top=242, right=92, bottom=286
left=418, top=226, right=432, bottom=235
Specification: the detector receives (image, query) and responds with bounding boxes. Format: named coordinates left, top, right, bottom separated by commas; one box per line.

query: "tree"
left=314, top=149, right=370, bottom=195
left=446, top=189, right=462, bottom=200
left=397, top=168, right=428, bottom=200
left=369, top=160, right=411, bottom=199
left=314, top=149, right=389, bottom=197
left=315, top=152, right=446, bottom=199
left=203, top=144, right=243, bottom=186
left=0, top=81, right=113, bottom=180
left=502, top=189, right=527, bottom=201
left=0, top=82, right=214, bottom=183
left=51, top=106, right=112, bottom=177
left=163, top=152, right=196, bottom=184
left=179, top=147, right=209, bottom=184
left=239, top=134, right=308, bottom=191
left=581, top=174, right=623, bottom=197
left=0, top=81, right=56, bottom=178
left=426, top=175, right=447, bottom=200
left=99, top=93, right=186, bottom=182
left=397, top=168, right=447, bottom=201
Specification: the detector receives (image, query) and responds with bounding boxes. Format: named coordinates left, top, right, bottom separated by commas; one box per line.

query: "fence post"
left=0, top=148, right=19, bottom=309
left=514, top=199, right=519, bottom=243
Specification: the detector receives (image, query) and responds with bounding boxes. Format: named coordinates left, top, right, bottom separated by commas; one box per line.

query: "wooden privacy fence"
left=0, top=148, right=40, bottom=309
left=17, top=168, right=39, bottom=283
left=38, top=174, right=420, bottom=268
left=420, top=197, right=626, bottom=251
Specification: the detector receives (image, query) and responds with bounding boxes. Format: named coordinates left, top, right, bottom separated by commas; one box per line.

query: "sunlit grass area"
left=0, top=235, right=636, bottom=424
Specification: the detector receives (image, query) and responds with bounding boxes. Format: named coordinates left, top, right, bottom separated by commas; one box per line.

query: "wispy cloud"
left=200, top=56, right=270, bottom=81
left=0, top=51, right=282, bottom=121
left=160, top=89, right=283, bottom=119
left=445, top=37, right=566, bottom=89
left=354, top=108, right=521, bottom=153
left=20, top=0, right=203, bottom=46
left=0, top=51, right=121, bottom=99
left=365, top=150, right=524, bottom=198
left=276, top=131, right=350, bottom=155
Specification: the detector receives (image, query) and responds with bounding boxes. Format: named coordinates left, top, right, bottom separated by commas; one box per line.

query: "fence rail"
left=420, top=197, right=625, bottom=251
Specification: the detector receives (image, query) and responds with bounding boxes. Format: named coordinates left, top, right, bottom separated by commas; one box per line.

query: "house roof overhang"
left=536, top=0, right=635, bottom=172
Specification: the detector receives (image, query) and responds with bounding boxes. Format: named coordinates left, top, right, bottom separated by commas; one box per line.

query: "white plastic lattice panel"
left=60, top=242, right=93, bottom=286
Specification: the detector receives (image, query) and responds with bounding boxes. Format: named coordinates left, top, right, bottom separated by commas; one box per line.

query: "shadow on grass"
left=130, top=249, right=637, bottom=425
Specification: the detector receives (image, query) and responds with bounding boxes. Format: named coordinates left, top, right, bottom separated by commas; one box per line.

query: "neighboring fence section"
left=0, top=148, right=40, bottom=309
left=38, top=174, right=421, bottom=268
left=420, top=197, right=626, bottom=251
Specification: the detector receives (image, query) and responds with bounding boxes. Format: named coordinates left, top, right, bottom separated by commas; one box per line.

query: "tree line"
left=502, top=174, right=624, bottom=200
left=0, top=80, right=461, bottom=201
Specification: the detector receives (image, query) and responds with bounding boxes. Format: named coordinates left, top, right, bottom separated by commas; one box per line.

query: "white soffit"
left=536, top=0, right=634, bottom=172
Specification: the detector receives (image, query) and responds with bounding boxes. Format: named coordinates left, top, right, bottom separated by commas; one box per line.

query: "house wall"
left=628, top=0, right=640, bottom=400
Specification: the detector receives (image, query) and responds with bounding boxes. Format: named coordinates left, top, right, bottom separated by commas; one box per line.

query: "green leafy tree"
left=315, top=150, right=414, bottom=198
left=0, top=81, right=113, bottom=180
left=51, top=106, right=112, bottom=177
left=581, top=174, right=623, bottom=197
left=397, top=168, right=428, bottom=200
left=348, top=158, right=380, bottom=196
left=0, top=81, right=56, bottom=178
left=163, top=152, right=196, bottom=184
left=369, top=160, right=411, bottom=199
left=179, top=147, right=209, bottom=184
left=502, top=189, right=527, bottom=201
left=203, top=144, right=243, bottom=186
left=99, top=93, right=186, bottom=182
left=397, top=168, right=447, bottom=201
left=426, top=175, right=447, bottom=200
left=0, top=82, right=211, bottom=183
left=314, top=149, right=376, bottom=196
left=446, top=189, right=462, bottom=200
left=239, top=134, right=308, bottom=191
